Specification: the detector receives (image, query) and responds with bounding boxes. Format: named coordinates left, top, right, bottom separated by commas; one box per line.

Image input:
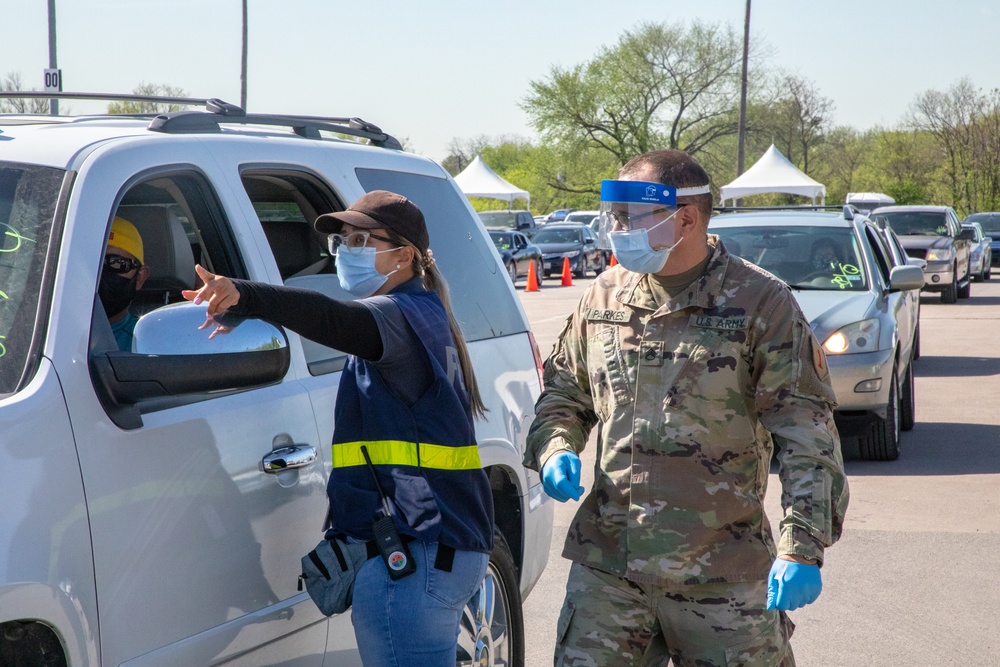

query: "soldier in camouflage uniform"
left=524, top=149, right=849, bottom=666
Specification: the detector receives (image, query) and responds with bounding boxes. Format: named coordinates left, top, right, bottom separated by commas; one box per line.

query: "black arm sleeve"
left=224, top=279, right=383, bottom=360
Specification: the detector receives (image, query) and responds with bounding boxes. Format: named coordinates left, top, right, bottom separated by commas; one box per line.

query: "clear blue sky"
left=2, top=0, right=997, bottom=162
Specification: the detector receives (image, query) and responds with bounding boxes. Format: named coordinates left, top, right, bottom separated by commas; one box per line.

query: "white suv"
left=0, top=96, right=552, bottom=667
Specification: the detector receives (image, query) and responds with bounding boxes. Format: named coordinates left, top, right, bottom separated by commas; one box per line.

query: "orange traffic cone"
left=561, top=257, right=574, bottom=286
left=609, top=254, right=617, bottom=267
left=525, top=260, right=539, bottom=292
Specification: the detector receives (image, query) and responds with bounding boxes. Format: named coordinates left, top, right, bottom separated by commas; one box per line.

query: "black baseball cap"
left=315, top=190, right=429, bottom=254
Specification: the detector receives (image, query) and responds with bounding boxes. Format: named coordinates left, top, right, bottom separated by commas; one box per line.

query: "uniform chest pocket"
left=586, top=326, right=633, bottom=421
left=671, top=328, right=750, bottom=401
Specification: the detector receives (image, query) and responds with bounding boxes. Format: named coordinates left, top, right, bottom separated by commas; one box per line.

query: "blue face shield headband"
left=597, top=180, right=711, bottom=274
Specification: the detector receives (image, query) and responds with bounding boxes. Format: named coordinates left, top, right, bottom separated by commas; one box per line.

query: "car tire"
left=941, top=271, right=958, bottom=303
left=535, top=260, right=544, bottom=285
left=858, top=365, right=900, bottom=461
left=594, top=252, right=606, bottom=276
left=913, top=323, right=921, bottom=361
left=456, top=529, right=524, bottom=667
left=986, top=263, right=992, bottom=280
left=506, top=262, right=518, bottom=284
left=573, top=260, right=585, bottom=279
left=958, top=275, right=971, bottom=299
left=899, top=361, right=915, bottom=432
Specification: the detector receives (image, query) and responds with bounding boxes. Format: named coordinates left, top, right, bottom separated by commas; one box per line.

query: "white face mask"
left=608, top=208, right=683, bottom=274
left=335, top=246, right=400, bottom=298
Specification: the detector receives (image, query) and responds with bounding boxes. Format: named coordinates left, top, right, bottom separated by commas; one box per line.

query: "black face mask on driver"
left=99, top=272, right=139, bottom=317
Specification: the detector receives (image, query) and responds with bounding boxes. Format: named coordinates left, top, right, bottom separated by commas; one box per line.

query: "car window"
left=356, top=168, right=528, bottom=342
left=489, top=231, right=513, bottom=250
left=966, top=213, right=1000, bottom=233
left=532, top=228, right=582, bottom=244
left=479, top=210, right=517, bottom=229
left=514, top=233, right=527, bottom=249
left=880, top=212, right=950, bottom=236
left=0, top=162, right=64, bottom=396
left=713, top=224, right=869, bottom=291
left=864, top=227, right=893, bottom=286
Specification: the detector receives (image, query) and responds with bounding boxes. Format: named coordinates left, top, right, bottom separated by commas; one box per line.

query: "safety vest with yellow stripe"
left=326, top=284, right=494, bottom=554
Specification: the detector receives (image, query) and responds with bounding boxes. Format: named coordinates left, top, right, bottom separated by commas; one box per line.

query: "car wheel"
left=913, top=323, right=921, bottom=361
left=986, top=263, right=992, bottom=280
left=958, top=275, right=971, bottom=299
left=858, top=365, right=900, bottom=461
left=573, top=259, right=585, bottom=279
left=941, top=271, right=958, bottom=303
left=456, top=530, right=524, bottom=667
left=506, top=262, right=517, bottom=284
left=594, top=252, right=606, bottom=276
left=535, top=260, right=544, bottom=285
left=899, top=361, right=915, bottom=432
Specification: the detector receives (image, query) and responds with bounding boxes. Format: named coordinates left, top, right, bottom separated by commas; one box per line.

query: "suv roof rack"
left=0, top=91, right=403, bottom=150
left=713, top=204, right=860, bottom=220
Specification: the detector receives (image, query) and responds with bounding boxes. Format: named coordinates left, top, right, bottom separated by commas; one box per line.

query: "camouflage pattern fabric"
left=524, top=237, right=849, bottom=586
left=554, top=562, right=795, bottom=666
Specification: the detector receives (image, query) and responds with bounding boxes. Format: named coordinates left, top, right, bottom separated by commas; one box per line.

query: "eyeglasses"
left=608, top=206, right=678, bottom=230
left=327, top=231, right=398, bottom=255
left=104, top=254, right=141, bottom=274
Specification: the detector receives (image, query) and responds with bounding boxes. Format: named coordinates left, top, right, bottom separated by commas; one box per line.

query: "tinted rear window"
left=880, top=212, right=949, bottom=236
left=478, top=211, right=517, bottom=229
left=355, top=168, right=527, bottom=341
left=0, top=162, right=64, bottom=395
left=533, top=228, right=582, bottom=244
left=966, top=213, right=1000, bottom=233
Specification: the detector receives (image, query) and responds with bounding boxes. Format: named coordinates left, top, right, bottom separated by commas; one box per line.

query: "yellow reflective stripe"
left=332, top=440, right=482, bottom=470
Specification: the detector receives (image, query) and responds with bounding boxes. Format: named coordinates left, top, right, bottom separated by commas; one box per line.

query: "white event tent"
left=719, top=144, right=826, bottom=205
left=453, top=156, right=530, bottom=207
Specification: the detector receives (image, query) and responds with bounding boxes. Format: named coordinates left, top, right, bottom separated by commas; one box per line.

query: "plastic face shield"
left=597, top=180, right=711, bottom=249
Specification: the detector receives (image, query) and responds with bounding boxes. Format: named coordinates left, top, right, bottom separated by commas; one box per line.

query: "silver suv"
left=0, top=96, right=552, bottom=666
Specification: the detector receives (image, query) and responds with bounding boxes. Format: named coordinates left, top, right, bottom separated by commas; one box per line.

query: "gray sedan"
left=711, top=209, right=924, bottom=461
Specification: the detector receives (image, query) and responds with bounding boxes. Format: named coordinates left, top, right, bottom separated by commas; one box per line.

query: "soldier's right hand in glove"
left=766, top=558, right=822, bottom=611
left=541, top=450, right=584, bottom=502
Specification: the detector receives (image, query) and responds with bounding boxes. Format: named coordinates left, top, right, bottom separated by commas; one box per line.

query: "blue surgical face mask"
left=608, top=208, right=683, bottom=274
left=335, top=246, right=400, bottom=298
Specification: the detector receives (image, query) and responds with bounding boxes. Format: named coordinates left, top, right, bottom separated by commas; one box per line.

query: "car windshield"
left=564, top=213, right=596, bottom=224
left=478, top=211, right=517, bottom=229
left=879, top=212, right=949, bottom=236
left=532, top=228, right=582, bottom=244
left=966, top=213, right=1000, bottom=234
left=489, top=231, right=514, bottom=250
left=714, top=225, right=869, bottom=291
left=0, top=162, right=64, bottom=395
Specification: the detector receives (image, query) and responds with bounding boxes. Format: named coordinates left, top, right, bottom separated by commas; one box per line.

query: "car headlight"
left=563, top=250, right=581, bottom=258
left=823, top=318, right=881, bottom=355
left=926, top=247, right=954, bottom=262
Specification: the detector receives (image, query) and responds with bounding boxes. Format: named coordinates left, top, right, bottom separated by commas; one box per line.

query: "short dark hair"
left=619, top=149, right=713, bottom=221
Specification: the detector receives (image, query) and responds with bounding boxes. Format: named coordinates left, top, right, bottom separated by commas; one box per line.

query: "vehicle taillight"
left=527, top=331, right=545, bottom=392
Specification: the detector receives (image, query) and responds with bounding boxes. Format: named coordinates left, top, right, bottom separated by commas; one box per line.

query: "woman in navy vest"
left=183, top=190, right=495, bottom=666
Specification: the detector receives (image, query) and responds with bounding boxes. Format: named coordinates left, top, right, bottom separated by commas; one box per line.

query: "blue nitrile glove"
left=766, top=558, right=822, bottom=611
left=541, top=450, right=584, bottom=502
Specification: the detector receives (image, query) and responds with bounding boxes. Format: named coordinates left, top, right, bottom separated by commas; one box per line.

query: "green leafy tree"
left=522, top=20, right=752, bottom=170
left=106, top=83, right=190, bottom=114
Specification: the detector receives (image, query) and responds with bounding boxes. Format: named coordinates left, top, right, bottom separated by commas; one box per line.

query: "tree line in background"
left=442, top=20, right=1000, bottom=219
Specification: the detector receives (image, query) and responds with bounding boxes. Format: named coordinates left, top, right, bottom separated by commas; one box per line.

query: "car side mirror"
left=888, top=265, right=925, bottom=292
left=584, top=237, right=595, bottom=244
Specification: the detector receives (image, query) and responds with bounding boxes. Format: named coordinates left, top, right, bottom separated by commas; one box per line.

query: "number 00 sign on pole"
left=44, top=69, right=62, bottom=93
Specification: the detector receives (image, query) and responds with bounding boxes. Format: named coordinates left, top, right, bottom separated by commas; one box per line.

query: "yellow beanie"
left=107, top=216, right=144, bottom=264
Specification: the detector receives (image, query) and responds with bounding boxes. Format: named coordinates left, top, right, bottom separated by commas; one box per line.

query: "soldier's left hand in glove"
left=766, top=557, right=822, bottom=611
left=541, top=450, right=584, bottom=502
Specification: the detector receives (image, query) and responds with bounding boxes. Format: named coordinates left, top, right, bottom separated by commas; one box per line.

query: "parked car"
left=562, top=210, right=599, bottom=226
left=542, top=208, right=576, bottom=223
left=961, top=221, right=992, bottom=281
left=712, top=207, right=925, bottom=460
left=531, top=222, right=606, bottom=278
left=871, top=205, right=972, bottom=303
left=478, top=209, right=538, bottom=237
left=489, top=229, right=544, bottom=285
left=876, top=224, right=924, bottom=361
left=0, top=94, right=553, bottom=666
left=964, top=212, right=1000, bottom=268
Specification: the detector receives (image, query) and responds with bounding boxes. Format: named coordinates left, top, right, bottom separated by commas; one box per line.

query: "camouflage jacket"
left=524, top=237, right=849, bottom=586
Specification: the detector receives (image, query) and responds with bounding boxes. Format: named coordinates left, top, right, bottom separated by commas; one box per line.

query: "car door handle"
left=261, top=444, right=317, bottom=473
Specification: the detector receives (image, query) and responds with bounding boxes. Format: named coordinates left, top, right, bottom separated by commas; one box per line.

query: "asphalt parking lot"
left=516, top=273, right=1000, bottom=666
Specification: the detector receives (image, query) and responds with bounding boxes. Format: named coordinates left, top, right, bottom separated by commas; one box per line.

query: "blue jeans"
left=351, top=541, right=489, bottom=667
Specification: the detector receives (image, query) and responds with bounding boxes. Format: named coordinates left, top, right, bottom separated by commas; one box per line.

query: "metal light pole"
left=240, top=0, right=248, bottom=109
left=48, top=0, right=58, bottom=115
left=736, top=0, right=751, bottom=176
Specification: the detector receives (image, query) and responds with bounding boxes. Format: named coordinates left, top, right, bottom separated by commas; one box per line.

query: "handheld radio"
left=360, top=446, right=416, bottom=580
